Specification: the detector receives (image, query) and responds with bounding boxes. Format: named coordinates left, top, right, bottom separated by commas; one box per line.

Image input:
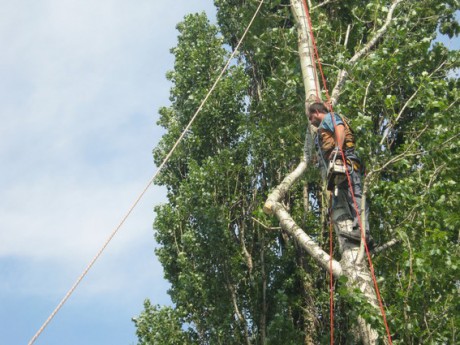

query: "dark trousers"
left=333, top=168, right=370, bottom=235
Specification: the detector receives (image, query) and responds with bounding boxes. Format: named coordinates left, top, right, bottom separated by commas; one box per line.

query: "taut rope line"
left=28, top=1, right=265, bottom=344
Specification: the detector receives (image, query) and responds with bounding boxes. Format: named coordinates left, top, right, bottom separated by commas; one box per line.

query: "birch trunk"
left=290, top=0, right=320, bottom=103
left=262, top=1, right=395, bottom=343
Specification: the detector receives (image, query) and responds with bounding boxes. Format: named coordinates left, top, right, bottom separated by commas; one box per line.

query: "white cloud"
left=0, top=0, right=213, bottom=292
left=0, top=1, right=216, bottom=343
left=0, top=0, right=172, bottom=261
left=0, top=174, right=164, bottom=259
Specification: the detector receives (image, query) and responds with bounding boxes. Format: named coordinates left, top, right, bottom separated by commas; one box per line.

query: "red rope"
left=329, top=206, right=335, bottom=345
left=300, top=1, right=393, bottom=344
left=298, top=1, right=320, bottom=99
left=341, top=162, right=394, bottom=343
left=301, top=0, right=330, bottom=102
left=300, top=0, right=334, bottom=342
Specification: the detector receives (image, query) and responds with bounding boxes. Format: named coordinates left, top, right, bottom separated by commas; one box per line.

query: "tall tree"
left=135, top=1, right=459, bottom=344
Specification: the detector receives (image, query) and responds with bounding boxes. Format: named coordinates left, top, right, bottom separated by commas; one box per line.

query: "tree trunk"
left=290, top=0, right=320, bottom=104
left=262, top=1, right=399, bottom=343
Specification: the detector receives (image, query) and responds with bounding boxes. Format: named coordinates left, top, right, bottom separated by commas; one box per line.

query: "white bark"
left=262, top=1, right=402, bottom=343
left=372, top=238, right=400, bottom=255
left=263, top=159, right=343, bottom=277
left=290, top=0, right=320, bottom=103
left=263, top=158, right=307, bottom=215
left=340, top=242, right=380, bottom=343
left=331, top=0, right=405, bottom=105
left=274, top=201, right=343, bottom=277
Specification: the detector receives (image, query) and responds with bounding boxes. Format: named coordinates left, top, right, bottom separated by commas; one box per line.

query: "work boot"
left=339, top=229, right=361, bottom=241
left=340, top=229, right=375, bottom=250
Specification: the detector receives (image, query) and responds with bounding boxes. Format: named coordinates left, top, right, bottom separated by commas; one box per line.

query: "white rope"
left=28, top=1, right=264, bottom=344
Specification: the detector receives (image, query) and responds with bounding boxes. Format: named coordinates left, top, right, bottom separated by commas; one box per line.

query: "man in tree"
left=308, top=102, right=373, bottom=247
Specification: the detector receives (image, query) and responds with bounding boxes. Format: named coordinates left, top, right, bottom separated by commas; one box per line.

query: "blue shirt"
left=319, top=113, right=344, bottom=132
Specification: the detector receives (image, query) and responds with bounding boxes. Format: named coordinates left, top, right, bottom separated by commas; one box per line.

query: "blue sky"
left=0, top=2, right=458, bottom=345
left=0, top=1, right=215, bottom=344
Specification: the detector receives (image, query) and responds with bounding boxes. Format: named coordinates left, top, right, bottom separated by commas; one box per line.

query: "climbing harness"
left=326, top=149, right=347, bottom=194
left=301, top=0, right=393, bottom=344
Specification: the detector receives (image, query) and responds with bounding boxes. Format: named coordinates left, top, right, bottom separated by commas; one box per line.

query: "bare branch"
left=227, top=281, right=251, bottom=345
left=331, top=0, right=405, bottom=104
left=312, top=0, right=336, bottom=10
left=371, top=238, right=400, bottom=255
left=395, top=63, right=446, bottom=125
left=272, top=201, right=343, bottom=277
left=371, top=152, right=422, bottom=176
left=380, top=60, right=448, bottom=146
left=369, top=126, right=428, bottom=178
left=437, top=131, right=460, bottom=149
left=351, top=0, right=404, bottom=64
left=392, top=85, right=422, bottom=127
left=264, top=158, right=307, bottom=214
left=362, top=81, right=372, bottom=113
left=402, top=232, right=414, bottom=324
left=251, top=217, right=281, bottom=231
left=444, top=98, right=459, bottom=113
left=344, top=24, right=351, bottom=48
left=239, top=221, right=254, bottom=273
left=427, top=163, right=447, bottom=190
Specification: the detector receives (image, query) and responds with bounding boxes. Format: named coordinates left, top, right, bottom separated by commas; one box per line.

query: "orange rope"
left=329, top=206, right=335, bottom=345
left=300, top=6, right=320, bottom=100
left=300, top=0, right=334, bottom=342
left=301, top=0, right=393, bottom=343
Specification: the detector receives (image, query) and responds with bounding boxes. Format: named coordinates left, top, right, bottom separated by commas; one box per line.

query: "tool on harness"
left=340, top=228, right=376, bottom=250
left=326, top=148, right=351, bottom=195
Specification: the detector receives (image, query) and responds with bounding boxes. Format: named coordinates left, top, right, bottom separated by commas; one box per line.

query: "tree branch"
left=251, top=217, right=281, bottom=231
left=362, top=81, right=372, bottom=113
left=379, top=60, right=448, bottom=146
left=262, top=157, right=342, bottom=276
left=371, top=238, right=400, bottom=255
left=311, top=0, right=337, bottom=11
left=350, top=0, right=404, bottom=64
left=272, top=201, right=343, bottom=277
left=227, top=280, right=251, bottom=345
left=331, top=0, right=404, bottom=104
left=368, top=126, right=428, bottom=178
left=291, top=0, right=321, bottom=102
left=263, top=158, right=307, bottom=214
left=239, top=221, right=254, bottom=273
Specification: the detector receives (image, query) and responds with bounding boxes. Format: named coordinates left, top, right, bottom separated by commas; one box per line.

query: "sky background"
left=0, top=1, right=215, bottom=344
left=0, top=2, right=458, bottom=345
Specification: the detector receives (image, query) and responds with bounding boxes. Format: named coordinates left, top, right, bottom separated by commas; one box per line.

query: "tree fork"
left=262, top=1, right=401, bottom=343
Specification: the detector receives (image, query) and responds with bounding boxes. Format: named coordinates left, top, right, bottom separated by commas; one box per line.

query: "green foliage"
left=135, top=1, right=460, bottom=344
left=133, top=300, right=197, bottom=344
